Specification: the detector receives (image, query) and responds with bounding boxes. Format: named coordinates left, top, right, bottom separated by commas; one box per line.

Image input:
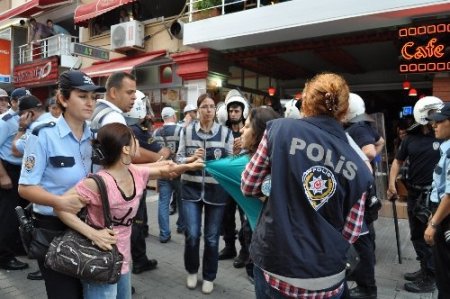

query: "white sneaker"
left=186, top=273, right=198, bottom=289
left=202, top=280, right=214, bottom=294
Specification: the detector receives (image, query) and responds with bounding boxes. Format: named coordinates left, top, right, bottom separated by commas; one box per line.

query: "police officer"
left=345, top=93, right=383, bottom=299
left=424, top=103, right=450, bottom=298
left=0, top=88, right=30, bottom=271
left=241, top=73, right=373, bottom=298
left=18, top=70, right=105, bottom=299
left=388, top=96, right=443, bottom=293
left=0, top=88, right=9, bottom=114
left=153, top=107, right=183, bottom=242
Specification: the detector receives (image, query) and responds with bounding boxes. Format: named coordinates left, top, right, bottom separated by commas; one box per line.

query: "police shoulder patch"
left=24, top=154, right=36, bottom=173
left=302, top=166, right=337, bottom=211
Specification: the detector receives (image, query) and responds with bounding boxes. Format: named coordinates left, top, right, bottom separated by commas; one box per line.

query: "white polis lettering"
left=289, top=137, right=357, bottom=180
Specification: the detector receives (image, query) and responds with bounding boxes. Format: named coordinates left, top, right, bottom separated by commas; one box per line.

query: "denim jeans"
left=183, top=200, right=225, bottom=281
left=253, top=266, right=344, bottom=299
left=158, top=179, right=181, bottom=240
left=82, top=271, right=131, bottom=299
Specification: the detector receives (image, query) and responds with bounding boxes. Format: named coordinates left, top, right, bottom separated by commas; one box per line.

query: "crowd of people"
left=0, top=70, right=449, bottom=299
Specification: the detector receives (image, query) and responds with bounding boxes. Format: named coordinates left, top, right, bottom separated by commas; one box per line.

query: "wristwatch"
left=18, top=126, right=27, bottom=132
left=430, top=221, right=438, bottom=229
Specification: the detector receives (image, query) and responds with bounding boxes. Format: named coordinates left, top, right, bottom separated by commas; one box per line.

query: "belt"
left=409, top=184, right=432, bottom=191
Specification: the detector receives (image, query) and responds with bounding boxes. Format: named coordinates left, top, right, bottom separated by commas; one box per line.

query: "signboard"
left=0, top=39, right=11, bottom=83
left=399, top=23, right=450, bottom=74
left=13, top=56, right=59, bottom=87
left=73, top=43, right=109, bottom=61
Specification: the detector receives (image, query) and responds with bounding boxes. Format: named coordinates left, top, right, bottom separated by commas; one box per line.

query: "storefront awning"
left=81, top=50, right=166, bottom=78
left=74, top=0, right=136, bottom=27
left=0, top=0, right=72, bottom=22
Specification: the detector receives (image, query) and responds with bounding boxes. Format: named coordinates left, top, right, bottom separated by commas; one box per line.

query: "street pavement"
left=0, top=189, right=439, bottom=298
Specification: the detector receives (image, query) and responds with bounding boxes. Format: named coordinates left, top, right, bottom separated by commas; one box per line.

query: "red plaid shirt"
left=241, top=131, right=366, bottom=298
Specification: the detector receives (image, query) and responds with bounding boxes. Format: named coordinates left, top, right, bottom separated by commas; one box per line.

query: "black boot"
left=218, top=245, right=236, bottom=260
left=233, top=250, right=249, bottom=268
left=404, top=269, right=424, bottom=281
left=404, top=274, right=436, bottom=293
left=349, top=286, right=377, bottom=299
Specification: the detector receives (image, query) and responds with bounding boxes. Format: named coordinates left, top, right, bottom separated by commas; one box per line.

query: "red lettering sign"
left=13, top=56, right=59, bottom=87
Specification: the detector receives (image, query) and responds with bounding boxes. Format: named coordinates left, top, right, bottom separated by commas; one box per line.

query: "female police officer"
left=18, top=70, right=105, bottom=299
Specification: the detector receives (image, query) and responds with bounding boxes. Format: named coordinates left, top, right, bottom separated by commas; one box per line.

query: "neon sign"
left=398, top=23, right=450, bottom=74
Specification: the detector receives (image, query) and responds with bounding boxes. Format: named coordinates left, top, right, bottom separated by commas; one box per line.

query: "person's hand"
left=424, top=225, right=436, bottom=246
left=90, top=228, right=117, bottom=251
left=386, top=186, right=397, bottom=201
left=233, top=138, right=242, bottom=155
left=55, top=193, right=87, bottom=214
left=0, top=174, right=12, bottom=189
left=193, top=147, right=205, bottom=160
left=19, top=111, right=33, bottom=131
left=187, top=158, right=204, bottom=171
left=160, top=161, right=181, bottom=179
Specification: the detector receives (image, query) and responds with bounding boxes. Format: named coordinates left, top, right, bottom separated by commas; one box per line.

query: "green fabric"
left=205, top=155, right=262, bottom=230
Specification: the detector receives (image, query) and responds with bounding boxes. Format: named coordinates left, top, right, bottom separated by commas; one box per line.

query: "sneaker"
left=404, top=277, right=436, bottom=293
left=202, top=280, right=214, bottom=294
left=186, top=273, right=198, bottom=289
left=404, top=269, right=423, bottom=281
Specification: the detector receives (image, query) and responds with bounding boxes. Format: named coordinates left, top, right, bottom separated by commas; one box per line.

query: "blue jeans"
left=253, top=266, right=344, bottom=299
left=158, top=179, right=181, bottom=240
left=82, top=272, right=131, bottom=299
left=183, top=200, right=225, bottom=281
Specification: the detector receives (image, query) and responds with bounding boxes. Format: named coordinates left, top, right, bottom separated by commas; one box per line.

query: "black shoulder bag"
left=45, top=174, right=124, bottom=284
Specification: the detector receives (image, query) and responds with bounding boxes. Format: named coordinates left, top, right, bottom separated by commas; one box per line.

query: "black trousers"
left=0, top=160, right=28, bottom=263
left=131, top=189, right=149, bottom=264
left=352, top=231, right=376, bottom=290
left=34, top=214, right=82, bottom=299
left=221, top=196, right=246, bottom=250
left=433, top=216, right=450, bottom=299
left=406, top=187, right=435, bottom=273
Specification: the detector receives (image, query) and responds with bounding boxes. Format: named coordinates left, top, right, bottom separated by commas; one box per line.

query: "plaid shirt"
left=241, top=130, right=366, bottom=298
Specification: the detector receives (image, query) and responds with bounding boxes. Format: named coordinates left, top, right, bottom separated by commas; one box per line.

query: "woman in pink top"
left=56, top=123, right=203, bottom=299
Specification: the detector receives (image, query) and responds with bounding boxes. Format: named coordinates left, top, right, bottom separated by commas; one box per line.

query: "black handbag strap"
left=88, top=174, right=113, bottom=229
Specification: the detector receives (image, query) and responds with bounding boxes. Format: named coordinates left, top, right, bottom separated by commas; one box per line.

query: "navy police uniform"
left=19, top=117, right=91, bottom=299
left=251, top=117, right=373, bottom=291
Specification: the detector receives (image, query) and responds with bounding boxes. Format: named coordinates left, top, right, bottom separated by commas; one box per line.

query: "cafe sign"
left=399, top=23, right=450, bottom=73
left=13, top=56, right=59, bottom=87
left=72, top=43, right=109, bottom=61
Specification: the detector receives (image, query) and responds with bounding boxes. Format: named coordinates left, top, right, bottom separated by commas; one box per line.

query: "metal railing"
left=187, top=0, right=261, bottom=22
left=18, top=34, right=79, bottom=64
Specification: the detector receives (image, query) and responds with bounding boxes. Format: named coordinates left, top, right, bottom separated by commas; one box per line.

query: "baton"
left=392, top=196, right=402, bottom=264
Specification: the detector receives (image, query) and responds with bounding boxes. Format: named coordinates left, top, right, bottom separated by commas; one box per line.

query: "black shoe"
left=233, top=251, right=248, bottom=268
left=349, top=286, right=377, bottom=299
left=176, top=227, right=185, bottom=234
left=218, top=246, right=237, bottom=260
left=27, top=270, right=43, bottom=280
left=131, top=286, right=135, bottom=295
left=169, top=205, right=176, bottom=215
left=404, top=269, right=423, bottom=281
left=0, top=258, right=29, bottom=270
left=404, top=277, right=436, bottom=293
left=160, top=235, right=171, bottom=243
left=132, top=259, right=158, bottom=274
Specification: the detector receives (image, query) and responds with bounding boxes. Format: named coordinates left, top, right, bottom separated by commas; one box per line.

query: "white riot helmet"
left=284, top=99, right=301, bottom=119
left=124, top=90, right=147, bottom=125
left=344, top=93, right=366, bottom=123
left=225, top=89, right=250, bottom=120
left=216, top=102, right=227, bottom=126
left=413, top=96, right=444, bottom=125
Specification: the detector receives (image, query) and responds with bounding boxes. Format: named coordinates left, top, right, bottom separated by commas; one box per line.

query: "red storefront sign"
left=13, top=56, right=59, bottom=87
left=0, top=39, right=11, bottom=83
left=398, top=23, right=450, bottom=74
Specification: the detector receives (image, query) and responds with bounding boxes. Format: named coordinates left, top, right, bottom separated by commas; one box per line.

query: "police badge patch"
left=24, top=154, right=36, bottom=173
left=213, top=149, right=222, bottom=160
left=302, top=166, right=336, bottom=211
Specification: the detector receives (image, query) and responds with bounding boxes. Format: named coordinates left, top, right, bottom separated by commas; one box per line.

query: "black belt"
left=409, top=184, right=432, bottom=191
left=32, top=213, right=67, bottom=231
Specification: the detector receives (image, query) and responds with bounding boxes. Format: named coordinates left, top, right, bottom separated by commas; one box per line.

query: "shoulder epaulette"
left=1, top=113, right=13, bottom=121
left=32, top=121, right=56, bottom=136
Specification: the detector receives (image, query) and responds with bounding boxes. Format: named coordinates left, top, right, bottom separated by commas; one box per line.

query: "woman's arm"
left=137, top=159, right=204, bottom=180
left=19, top=185, right=87, bottom=214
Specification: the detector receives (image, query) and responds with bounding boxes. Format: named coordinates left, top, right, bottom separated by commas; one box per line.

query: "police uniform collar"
left=440, top=139, right=450, bottom=154
left=195, top=121, right=220, bottom=134
left=302, top=115, right=348, bottom=142
left=97, top=99, right=124, bottom=113
left=57, top=117, right=91, bottom=141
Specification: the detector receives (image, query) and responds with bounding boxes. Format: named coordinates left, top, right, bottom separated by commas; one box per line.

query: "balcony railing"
left=18, top=34, right=79, bottom=64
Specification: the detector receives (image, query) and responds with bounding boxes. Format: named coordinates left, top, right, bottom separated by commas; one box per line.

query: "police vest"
left=91, top=101, right=114, bottom=132
left=180, top=124, right=231, bottom=205
left=251, top=116, right=373, bottom=289
left=153, top=124, right=182, bottom=157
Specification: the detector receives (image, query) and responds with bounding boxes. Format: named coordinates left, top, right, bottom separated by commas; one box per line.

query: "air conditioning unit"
left=110, top=20, right=144, bottom=51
